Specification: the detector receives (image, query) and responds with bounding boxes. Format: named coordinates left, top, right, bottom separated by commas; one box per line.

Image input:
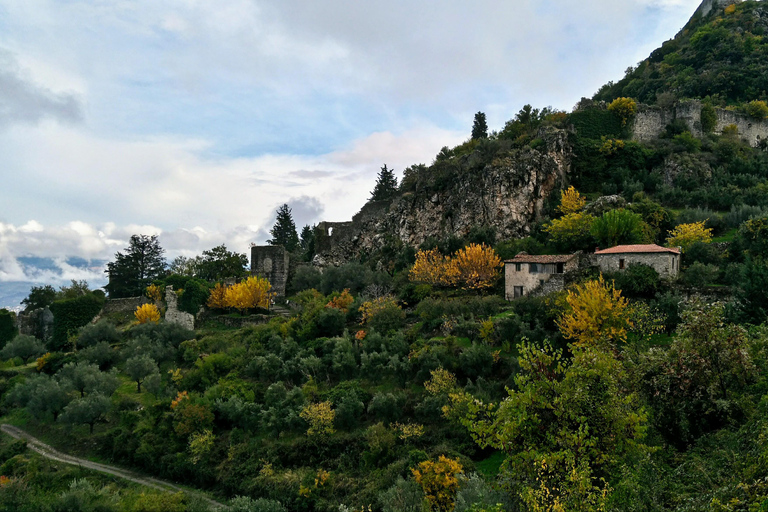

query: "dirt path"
left=0, top=424, right=229, bottom=510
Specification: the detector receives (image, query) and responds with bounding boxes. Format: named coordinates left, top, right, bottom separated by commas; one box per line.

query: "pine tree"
left=471, top=111, right=488, bottom=140
left=105, top=235, right=166, bottom=298
left=370, top=164, right=398, bottom=201
left=268, top=204, right=300, bottom=252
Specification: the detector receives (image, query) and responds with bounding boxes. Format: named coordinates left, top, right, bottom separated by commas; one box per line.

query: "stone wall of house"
left=251, top=245, right=290, bottom=297
left=592, top=252, right=680, bottom=278
left=164, top=286, right=194, bottom=330
left=504, top=258, right=579, bottom=300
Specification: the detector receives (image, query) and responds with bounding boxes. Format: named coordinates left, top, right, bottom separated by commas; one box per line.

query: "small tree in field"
left=59, top=393, right=111, bottom=434
left=126, top=354, right=159, bottom=392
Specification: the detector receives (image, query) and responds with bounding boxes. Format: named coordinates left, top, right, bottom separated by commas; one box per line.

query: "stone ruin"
left=250, top=245, right=290, bottom=297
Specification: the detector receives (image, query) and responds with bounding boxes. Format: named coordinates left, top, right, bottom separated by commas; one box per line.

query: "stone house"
left=593, top=244, right=681, bottom=278
left=504, top=253, right=580, bottom=300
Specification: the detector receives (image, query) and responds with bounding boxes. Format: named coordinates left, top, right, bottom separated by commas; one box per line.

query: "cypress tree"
left=268, top=204, right=300, bottom=252
left=370, top=164, right=398, bottom=201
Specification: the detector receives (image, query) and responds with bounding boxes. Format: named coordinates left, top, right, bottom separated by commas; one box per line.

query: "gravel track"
left=0, top=424, right=229, bottom=509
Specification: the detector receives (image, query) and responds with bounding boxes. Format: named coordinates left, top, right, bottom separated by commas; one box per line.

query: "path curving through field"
left=0, top=424, right=229, bottom=510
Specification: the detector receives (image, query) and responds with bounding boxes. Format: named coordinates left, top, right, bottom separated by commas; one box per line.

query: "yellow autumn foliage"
left=223, top=276, right=274, bottom=313
left=145, top=284, right=163, bottom=303
left=410, top=244, right=501, bottom=291
left=666, top=220, right=713, bottom=252
left=135, top=303, right=161, bottom=324
left=452, top=243, right=503, bottom=290
left=409, top=248, right=459, bottom=286
left=558, top=186, right=587, bottom=215
left=607, top=97, right=638, bottom=126
left=424, top=367, right=457, bottom=395
left=207, top=277, right=274, bottom=313
left=412, top=455, right=464, bottom=512
left=300, top=401, right=336, bottom=437
left=557, top=275, right=631, bottom=347
left=326, top=289, right=354, bottom=312
left=206, top=283, right=228, bottom=309
left=359, top=296, right=401, bottom=325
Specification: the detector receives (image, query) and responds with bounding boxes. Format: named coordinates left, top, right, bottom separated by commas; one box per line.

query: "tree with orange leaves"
left=451, top=243, right=503, bottom=291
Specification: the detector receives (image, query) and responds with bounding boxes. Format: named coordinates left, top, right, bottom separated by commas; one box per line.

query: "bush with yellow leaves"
left=556, top=275, right=631, bottom=347
left=411, top=455, right=463, bottom=512
left=410, top=244, right=502, bottom=291
left=326, top=289, right=354, bottom=312
left=206, top=276, right=274, bottom=313
left=145, top=283, right=163, bottom=303
left=666, top=220, right=712, bottom=252
left=135, top=303, right=161, bottom=324
left=300, top=401, right=336, bottom=437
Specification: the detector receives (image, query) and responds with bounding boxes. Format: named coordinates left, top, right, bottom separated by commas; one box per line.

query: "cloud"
left=0, top=48, right=83, bottom=128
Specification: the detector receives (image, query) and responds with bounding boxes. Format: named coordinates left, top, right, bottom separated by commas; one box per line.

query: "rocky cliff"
left=314, top=127, right=570, bottom=266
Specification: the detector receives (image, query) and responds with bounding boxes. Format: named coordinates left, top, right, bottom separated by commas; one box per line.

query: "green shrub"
left=0, top=335, right=45, bottom=362
left=178, top=278, right=211, bottom=315
left=606, top=264, right=661, bottom=299
left=701, top=102, right=718, bottom=132
left=0, top=310, right=17, bottom=347
left=744, top=100, right=768, bottom=120
left=230, top=496, right=287, bottom=512
left=77, top=319, right=120, bottom=349
left=315, top=308, right=345, bottom=338
left=49, top=293, right=105, bottom=351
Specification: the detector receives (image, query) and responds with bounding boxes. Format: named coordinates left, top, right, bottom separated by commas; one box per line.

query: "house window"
left=557, top=262, right=564, bottom=274
left=515, top=263, right=521, bottom=272
left=619, top=258, right=625, bottom=270
left=514, top=286, right=524, bottom=298
left=539, top=280, right=545, bottom=288
left=529, top=263, right=539, bottom=273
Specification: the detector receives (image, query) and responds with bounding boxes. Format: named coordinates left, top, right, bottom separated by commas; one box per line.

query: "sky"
left=0, top=0, right=703, bottom=308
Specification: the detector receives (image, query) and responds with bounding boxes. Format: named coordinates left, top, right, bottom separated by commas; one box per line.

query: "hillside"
left=4, top=1, right=768, bottom=512
left=595, top=0, right=768, bottom=105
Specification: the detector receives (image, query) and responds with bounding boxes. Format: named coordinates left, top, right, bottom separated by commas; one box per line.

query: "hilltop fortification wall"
left=631, top=100, right=768, bottom=147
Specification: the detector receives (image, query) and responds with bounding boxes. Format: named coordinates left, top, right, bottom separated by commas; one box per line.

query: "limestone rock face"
left=314, top=127, right=571, bottom=266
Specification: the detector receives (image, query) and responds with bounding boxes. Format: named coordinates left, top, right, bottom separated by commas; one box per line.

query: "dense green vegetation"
left=7, top=2, right=768, bottom=511
left=595, top=2, right=768, bottom=106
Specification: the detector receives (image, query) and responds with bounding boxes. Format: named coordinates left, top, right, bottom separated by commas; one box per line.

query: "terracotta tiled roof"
left=594, top=244, right=681, bottom=255
left=505, top=253, right=577, bottom=264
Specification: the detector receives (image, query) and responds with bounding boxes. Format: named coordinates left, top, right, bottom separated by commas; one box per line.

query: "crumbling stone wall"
left=632, top=100, right=768, bottom=147
left=17, top=307, right=53, bottom=342
left=164, top=286, right=194, bottom=330
left=100, top=297, right=148, bottom=315
left=251, top=245, right=290, bottom=297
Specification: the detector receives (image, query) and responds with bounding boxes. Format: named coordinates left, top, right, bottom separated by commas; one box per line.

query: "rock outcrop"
left=314, top=127, right=571, bottom=266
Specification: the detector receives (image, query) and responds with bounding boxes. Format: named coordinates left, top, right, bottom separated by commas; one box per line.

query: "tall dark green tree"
left=370, top=164, right=398, bottom=201
left=300, top=224, right=316, bottom=261
left=196, top=245, right=248, bottom=281
left=104, top=235, right=166, bottom=298
left=471, top=111, right=488, bottom=140
left=268, top=204, right=300, bottom=252
left=21, top=285, right=57, bottom=311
